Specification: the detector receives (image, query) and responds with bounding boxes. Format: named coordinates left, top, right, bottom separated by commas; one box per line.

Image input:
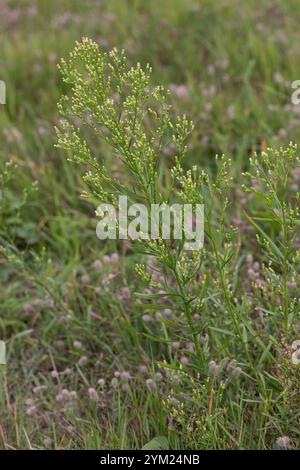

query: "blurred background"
left=1, top=0, right=300, bottom=254
left=1, top=0, right=300, bottom=450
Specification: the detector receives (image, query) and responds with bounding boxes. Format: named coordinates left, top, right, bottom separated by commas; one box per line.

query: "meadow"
left=0, top=0, right=300, bottom=450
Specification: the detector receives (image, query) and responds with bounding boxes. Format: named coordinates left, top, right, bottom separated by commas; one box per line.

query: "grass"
left=0, top=0, right=300, bottom=450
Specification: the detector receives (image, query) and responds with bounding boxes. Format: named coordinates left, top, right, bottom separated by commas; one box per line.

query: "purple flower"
left=26, top=405, right=37, bottom=416
left=88, top=388, right=98, bottom=401
left=139, top=365, right=148, bottom=375
left=146, top=378, right=156, bottom=393
left=23, top=304, right=34, bottom=315
left=276, top=436, right=291, bottom=448
left=180, top=356, right=189, bottom=365
left=73, top=340, right=83, bottom=350
left=78, top=356, right=88, bottom=367
left=92, top=260, right=103, bottom=271
left=120, top=371, right=132, bottom=380
left=98, top=378, right=105, bottom=387
left=142, top=314, right=152, bottom=323
left=170, top=84, right=189, bottom=99
left=32, top=385, right=47, bottom=394
left=89, top=311, right=101, bottom=320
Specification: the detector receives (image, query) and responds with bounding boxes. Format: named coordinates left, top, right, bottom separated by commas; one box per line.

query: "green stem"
left=173, top=268, right=206, bottom=371
left=207, top=222, right=264, bottom=392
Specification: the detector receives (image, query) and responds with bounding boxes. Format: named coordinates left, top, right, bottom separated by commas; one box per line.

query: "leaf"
left=142, top=436, right=169, bottom=450
left=12, top=329, right=34, bottom=340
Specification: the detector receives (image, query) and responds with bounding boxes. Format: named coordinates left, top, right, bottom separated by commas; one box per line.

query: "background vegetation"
left=0, top=0, right=299, bottom=450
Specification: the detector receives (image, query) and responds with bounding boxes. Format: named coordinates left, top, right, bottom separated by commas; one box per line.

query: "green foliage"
left=142, top=436, right=169, bottom=450
left=56, top=38, right=300, bottom=449
left=244, top=144, right=300, bottom=332
left=1, top=0, right=300, bottom=451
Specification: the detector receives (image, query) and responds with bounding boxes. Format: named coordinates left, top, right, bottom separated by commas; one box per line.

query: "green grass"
left=0, top=0, right=300, bottom=450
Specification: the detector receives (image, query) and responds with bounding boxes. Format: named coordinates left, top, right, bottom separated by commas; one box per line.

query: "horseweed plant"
left=244, top=146, right=300, bottom=334
left=56, top=39, right=299, bottom=389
